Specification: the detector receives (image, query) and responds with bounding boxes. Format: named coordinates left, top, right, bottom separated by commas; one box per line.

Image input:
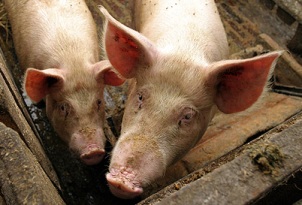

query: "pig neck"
left=135, top=0, right=229, bottom=65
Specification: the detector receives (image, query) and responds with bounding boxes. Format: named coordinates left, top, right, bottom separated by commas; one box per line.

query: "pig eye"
left=178, top=108, right=196, bottom=126
left=97, top=99, right=102, bottom=110
left=138, top=93, right=143, bottom=101
left=137, top=93, right=143, bottom=109
left=58, top=103, right=70, bottom=118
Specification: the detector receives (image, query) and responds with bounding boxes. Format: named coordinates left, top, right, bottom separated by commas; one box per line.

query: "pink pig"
left=4, top=0, right=124, bottom=165
left=100, top=0, right=282, bottom=198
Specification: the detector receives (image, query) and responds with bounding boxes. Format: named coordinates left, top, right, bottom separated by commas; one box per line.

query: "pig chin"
left=69, top=128, right=106, bottom=165
left=106, top=135, right=166, bottom=199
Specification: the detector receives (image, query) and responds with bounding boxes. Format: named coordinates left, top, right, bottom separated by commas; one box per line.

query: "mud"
left=249, top=143, right=284, bottom=176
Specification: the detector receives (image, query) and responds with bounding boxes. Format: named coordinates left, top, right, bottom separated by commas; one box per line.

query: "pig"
left=4, top=0, right=124, bottom=165
left=100, top=0, right=282, bottom=198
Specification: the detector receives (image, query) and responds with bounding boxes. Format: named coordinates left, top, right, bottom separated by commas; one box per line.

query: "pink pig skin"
left=100, top=0, right=282, bottom=198
left=4, top=0, right=124, bottom=165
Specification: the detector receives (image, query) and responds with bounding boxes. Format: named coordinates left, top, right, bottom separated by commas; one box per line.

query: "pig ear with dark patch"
left=100, top=6, right=158, bottom=79
left=94, top=60, right=125, bottom=86
left=207, top=51, right=282, bottom=114
left=24, top=68, right=65, bottom=103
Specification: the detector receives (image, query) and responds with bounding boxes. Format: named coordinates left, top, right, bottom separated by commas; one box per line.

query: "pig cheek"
left=45, top=98, right=73, bottom=143
left=45, top=98, right=63, bottom=139
left=171, top=113, right=209, bottom=163
left=96, top=100, right=106, bottom=122
left=120, top=100, right=140, bottom=129
left=190, top=112, right=211, bottom=145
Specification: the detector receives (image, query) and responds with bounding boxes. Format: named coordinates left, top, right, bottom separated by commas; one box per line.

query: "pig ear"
left=93, top=60, right=125, bottom=86
left=24, top=68, right=64, bottom=103
left=103, top=69, right=125, bottom=86
left=100, top=6, right=158, bottom=79
left=208, top=51, right=282, bottom=114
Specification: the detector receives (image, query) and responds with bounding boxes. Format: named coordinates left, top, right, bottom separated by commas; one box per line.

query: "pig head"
left=5, top=0, right=124, bottom=165
left=100, top=1, right=282, bottom=199
left=25, top=61, right=122, bottom=166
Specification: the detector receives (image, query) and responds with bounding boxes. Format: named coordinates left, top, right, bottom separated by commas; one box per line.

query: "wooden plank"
left=139, top=112, right=302, bottom=205
left=0, top=48, right=61, bottom=190
left=0, top=123, right=65, bottom=205
left=182, top=92, right=302, bottom=172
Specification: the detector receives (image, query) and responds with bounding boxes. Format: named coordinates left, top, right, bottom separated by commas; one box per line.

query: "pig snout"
left=106, top=135, right=165, bottom=199
left=80, top=144, right=105, bottom=165
left=106, top=168, right=143, bottom=199
left=70, top=128, right=106, bottom=165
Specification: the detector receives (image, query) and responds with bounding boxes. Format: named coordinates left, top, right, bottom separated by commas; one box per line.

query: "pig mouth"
left=106, top=167, right=143, bottom=199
